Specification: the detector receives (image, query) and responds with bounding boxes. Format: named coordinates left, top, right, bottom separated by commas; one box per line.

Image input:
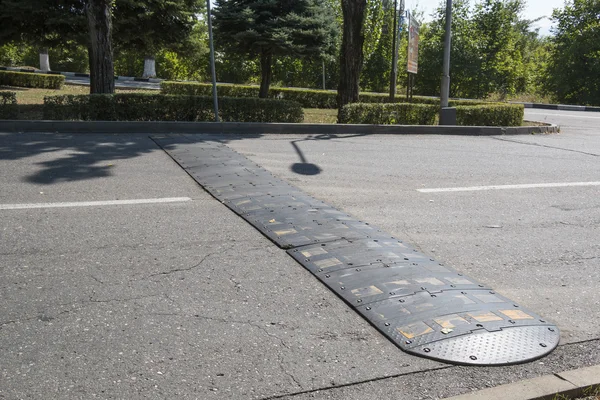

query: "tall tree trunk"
left=259, top=49, right=273, bottom=98
left=143, top=56, right=156, bottom=78
left=86, top=0, right=114, bottom=94
left=337, top=0, right=367, bottom=113
left=39, top=48, right=51, bottom=71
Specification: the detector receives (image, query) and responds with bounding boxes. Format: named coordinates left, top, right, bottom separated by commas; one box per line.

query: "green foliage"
left=213, top=0, right=338, bottom=59
left=456, top=103, right=524, bottom=126
left=338, top=103, right=439, bottom=125
left=43, top=93, right=304, bottom=122
left=417, top=0, right=543, bottom=99
left=546, top=0, right=600, bottom=105
left=213, top=0, right=338, bottom=95
left=162, top=81, right=492, bottom=108
left=361, top=0, right=395, bottom=92
left=0, top=70, right=64, bottom=89
left=0, top=0, right=87, bottom=48
left=337, top=101, right=522, bottom=125
left=0, top=91, right=18, bottom=119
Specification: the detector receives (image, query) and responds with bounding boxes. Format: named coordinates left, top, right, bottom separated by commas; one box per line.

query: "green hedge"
left=338, top=103, right=438, bottom=125
left=456, top=104, right=524, bottom=126
left=43, top=93, right=304, bottom=122
left=0, top=91, right=18, bottom=119
left=161, top=81, right=492, bottom=109
left=0, top=70, right=65, bottom=89
left=338, top=102, right=524, bottom=126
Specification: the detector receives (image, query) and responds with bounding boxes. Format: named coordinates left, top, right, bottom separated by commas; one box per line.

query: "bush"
left=0, top=70, right=64, bottom=89
left=0, top=91, right=18, bottom=119
left=161, top=81, right=493, bottom=109
left=339, top=102, right=524, bottom=126
left=455, top=104, right=524, bottom=126
left=338, top=103, right=439, bottom=125
left=43, top=93, right=304, bottom=123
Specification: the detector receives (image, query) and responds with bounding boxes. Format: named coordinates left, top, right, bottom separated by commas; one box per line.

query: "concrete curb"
left=0, top=121, right=559, bottom=135
left=515, top=102, right=600, bottom=113
left=445, top=364, right=600, bottom=400
left=0, top=67, right=162, bottom=83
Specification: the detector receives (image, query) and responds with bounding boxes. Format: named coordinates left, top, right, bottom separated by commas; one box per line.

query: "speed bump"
left=152, top=135, right=560, bottom=366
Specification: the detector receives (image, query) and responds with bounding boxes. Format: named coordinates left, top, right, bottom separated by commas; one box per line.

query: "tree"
left=0, top=0, right=87, bottom=70
left=417, top=0, right=537, bottom=99
left=113, top=0, right=204, bottom=78
left=86, top=0, right=115, bottom=93
left=337, top=0, right=367, bottom=109
left=361, top=0, right=395, bottom=92
left=546, top=0, right=600, bottom=105
left=213, top=0, right=337, bottom=98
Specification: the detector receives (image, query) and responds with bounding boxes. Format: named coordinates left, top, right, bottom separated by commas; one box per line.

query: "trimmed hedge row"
left=456, top=104, right=524, bottom=126
left=0, top=70, right=65, bottom=89
left=339, top=102, right=524, bottom=126
left=0, top=91, right=18, bottom=119
left=161, top=81, right=489, bottom=109
left=338, top=103, right=438, bottom=125
left=43, top=93, right=304, bottom=122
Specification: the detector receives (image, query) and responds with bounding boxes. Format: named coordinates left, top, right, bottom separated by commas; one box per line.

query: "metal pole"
left=389, top=0, right=398, bottom=101
left=322, top=59, right=326, bottom=90
left=440, top=0, right=452, bottom=108
left=206, top=0, right=219, bottom=122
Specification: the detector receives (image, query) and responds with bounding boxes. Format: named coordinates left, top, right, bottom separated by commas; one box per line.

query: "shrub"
left=0, top=91, right=18, bottom=119
left=161, top=81, right=494, bottom=109
left=0, top=70, right=64, bottom=89
left=43, top=93, right=303, bottom=123
left=455, top=104, right=524, bottom=126
left=338, top=103, right=438, bottom=125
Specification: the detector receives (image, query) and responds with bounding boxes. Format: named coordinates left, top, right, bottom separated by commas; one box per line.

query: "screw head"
left=325, top=274, right=330, bottom=278
left=366, top=307, right=371, bottom=310
left=540, top=343, right=547, bottom=348
left=357, top=299, right=362, bottom=303
left=470, top=355, right=477, bottom=360
left=405, top=340, right=412, bottom=344
left=384, top=322, right=390, bottom=326
left=548, top=328, right=555, bottom=332
left=423, top=348, right=431, bottom=353
left=509, top=320, right=515, bottom=324
left=399, top=299, right=405, bottom=303
left=340, top=286, right=345, bottom=290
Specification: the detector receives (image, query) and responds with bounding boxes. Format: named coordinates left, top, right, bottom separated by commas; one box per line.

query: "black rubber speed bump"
left=152, top=135, right=560, bottom=366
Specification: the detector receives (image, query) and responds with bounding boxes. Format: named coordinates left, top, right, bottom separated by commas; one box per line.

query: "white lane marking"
left=525, top=112, right=600, bottom=119
left=418, top=182, right=600, bottom=193
left=0, top=197, right=192, bottom=210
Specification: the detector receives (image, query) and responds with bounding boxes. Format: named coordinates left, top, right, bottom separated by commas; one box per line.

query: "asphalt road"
left=1, top=110, right=599, bottom=399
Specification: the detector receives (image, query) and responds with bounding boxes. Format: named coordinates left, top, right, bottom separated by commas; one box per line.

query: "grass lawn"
left=302, top=108, right=337, bottom=124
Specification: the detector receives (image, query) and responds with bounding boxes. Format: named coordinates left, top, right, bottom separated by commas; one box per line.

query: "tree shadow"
left=0, top=131, right=365, bottom=186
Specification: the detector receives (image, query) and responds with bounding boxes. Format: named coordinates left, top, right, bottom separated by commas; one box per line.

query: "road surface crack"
left=148, top=252, right=214, bottom=278
left=491, top=137, right=600, bottom=157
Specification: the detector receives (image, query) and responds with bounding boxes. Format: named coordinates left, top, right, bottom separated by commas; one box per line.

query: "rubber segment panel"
left=152, top=134, right=560, bottom=366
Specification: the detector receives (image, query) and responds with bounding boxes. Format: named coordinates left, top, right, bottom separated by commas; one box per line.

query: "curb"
left=515, top=102, right=600, bottom=113
left=0, top=121, right=559, bottom=135
left=0, top=67, right=162, bottom=83
left=445, top=364, right=600, bottom=400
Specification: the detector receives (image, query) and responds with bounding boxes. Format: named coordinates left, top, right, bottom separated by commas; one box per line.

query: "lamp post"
left=439, top=0, right=456, bottom=125
left=206, top=0, right=219, bottom=122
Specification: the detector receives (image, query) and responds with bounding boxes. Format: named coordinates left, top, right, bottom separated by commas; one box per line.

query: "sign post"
left=389, top=0, right=405, bottom=101
left=439, top=0, right=456, bottom=125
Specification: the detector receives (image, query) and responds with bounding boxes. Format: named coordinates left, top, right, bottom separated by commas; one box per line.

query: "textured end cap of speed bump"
left=408, top=325, right=560, bottom=366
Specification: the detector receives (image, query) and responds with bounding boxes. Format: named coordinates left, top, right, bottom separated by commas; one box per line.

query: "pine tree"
left=213, top=0, right=337, bottom=98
